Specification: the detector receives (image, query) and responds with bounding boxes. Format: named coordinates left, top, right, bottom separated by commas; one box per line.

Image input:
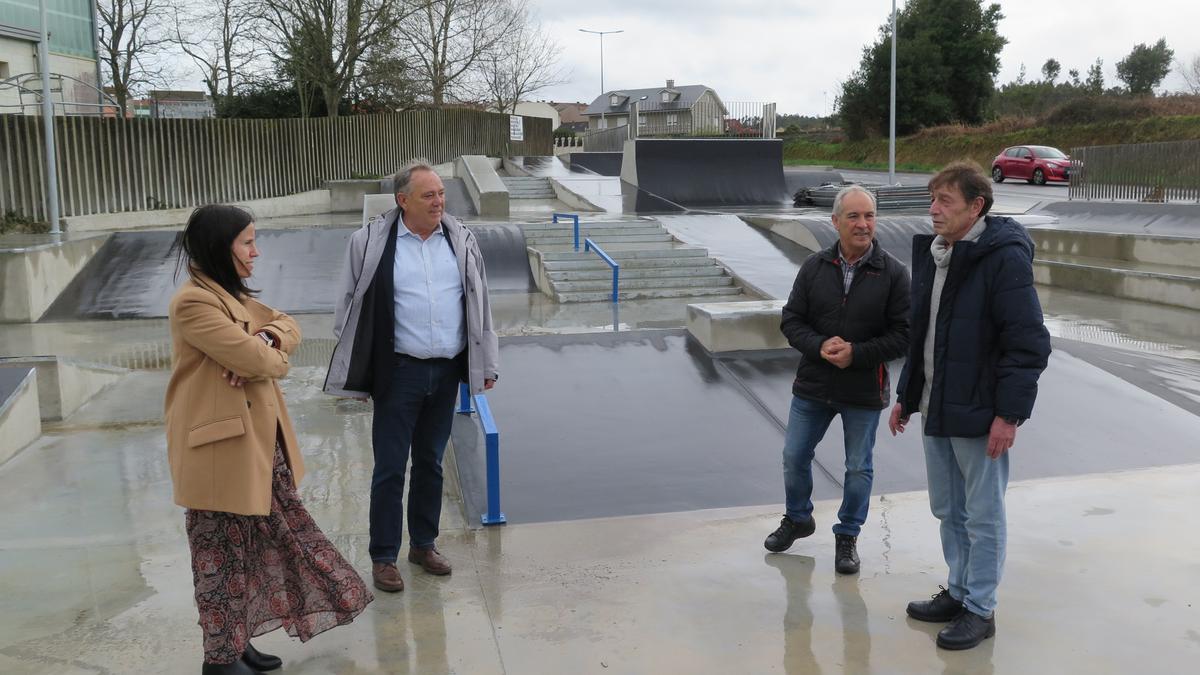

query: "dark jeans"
left=369, top=354, right=460, bottom=563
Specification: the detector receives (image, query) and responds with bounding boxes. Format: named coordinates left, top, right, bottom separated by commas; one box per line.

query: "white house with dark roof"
left=583, top=79, right=728, bottom=134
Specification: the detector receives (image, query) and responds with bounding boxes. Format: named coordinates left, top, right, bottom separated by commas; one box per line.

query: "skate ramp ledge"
left=687, top=300, right=789, bottom=353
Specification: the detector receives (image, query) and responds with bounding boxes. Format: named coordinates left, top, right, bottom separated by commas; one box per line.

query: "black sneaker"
left=906, top=587, right=965, bottom=623
left=763, top=515, right=816, bottom=552
left=834, top=534, right=860, bottom=574
left=936, top=610, right=995, bottom=650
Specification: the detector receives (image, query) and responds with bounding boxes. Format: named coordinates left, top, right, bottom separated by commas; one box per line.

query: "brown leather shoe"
left=371, top=562, right=404, bottom=592
left=407, top=547, right=452, bottom=576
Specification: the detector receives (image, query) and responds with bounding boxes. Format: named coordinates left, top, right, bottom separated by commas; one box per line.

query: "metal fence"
left=1069, top=139, right=1200, bottom=203
left=0, top=109, right=552, bottom=221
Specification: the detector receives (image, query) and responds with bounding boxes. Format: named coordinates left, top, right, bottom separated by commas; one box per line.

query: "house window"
left=0, top=61, right=9, bottom=79
left=610, top=94, right=620, bottom=106
left=661, top=91, right=670, bottom=103
left=598, top=117, right=608, bottom=130
left=617, top=117, right=627, bottom=127
left=638, top=115, right=646, bottom=127
left=667, top=113, right=678, bottom=127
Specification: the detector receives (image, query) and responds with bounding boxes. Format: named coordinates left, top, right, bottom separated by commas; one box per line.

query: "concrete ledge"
left=0, top=233, right=110, bottom=323
left=549, top=179, right=604, bottom=212
left=326, top=179, right=383, bottom=213
left=687, top=300, right=788, bottom=352
left=0, top=368, right=40, bottom=465
left=1031, top=229, right=1200, bottom=269
left=1034, top=259, right=1200, bottom=311
left=63, top=189, right=334, bottom=233
left=455, top=156, right=509, bottom=218
left=0, top=357, right=127, bottom=422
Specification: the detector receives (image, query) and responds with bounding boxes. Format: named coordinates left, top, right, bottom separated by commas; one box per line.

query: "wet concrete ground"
left=4, top=200, right=1200, bottom=672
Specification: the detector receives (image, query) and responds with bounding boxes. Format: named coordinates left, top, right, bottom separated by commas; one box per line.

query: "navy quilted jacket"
left=896, top=215, right=1051, bottom=437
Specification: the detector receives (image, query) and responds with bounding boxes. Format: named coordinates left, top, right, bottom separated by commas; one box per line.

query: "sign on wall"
left=509, top=115, right=524, bottom=141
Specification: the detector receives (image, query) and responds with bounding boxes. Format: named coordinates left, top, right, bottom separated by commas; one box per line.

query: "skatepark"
left=2, top=138, right=1200, bottom=673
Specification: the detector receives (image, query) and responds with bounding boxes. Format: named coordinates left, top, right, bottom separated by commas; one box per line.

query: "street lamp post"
left=38, top=0, right=61, bottom=234
left=888, top=0, right=897, bottom=185
left=579, top=28, right=623, bottom=129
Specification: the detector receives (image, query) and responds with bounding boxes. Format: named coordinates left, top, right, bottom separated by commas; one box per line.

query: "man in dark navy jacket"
left=764, top=185, right=910, bottom=575
left=889, top=161, right=1050, bottom=650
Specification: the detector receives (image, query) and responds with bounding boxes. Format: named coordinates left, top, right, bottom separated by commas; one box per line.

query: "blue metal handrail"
left=457, top=383, right=506, bottom=525
left=552, top=212, right=580, bottom=251
left=584, top=237, right=620, bottom=303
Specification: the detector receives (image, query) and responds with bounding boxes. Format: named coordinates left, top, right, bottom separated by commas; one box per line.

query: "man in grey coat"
left=325, top=159, right=499, bottom=593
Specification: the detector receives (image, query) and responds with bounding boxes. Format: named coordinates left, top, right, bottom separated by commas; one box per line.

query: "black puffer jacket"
left=781, top=240, right=911, bottom=409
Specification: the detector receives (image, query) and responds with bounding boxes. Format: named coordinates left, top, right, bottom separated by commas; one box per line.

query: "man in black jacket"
left=764, top=185, right=911, bottom=575
left=889, top=162, right=1050, bottom=650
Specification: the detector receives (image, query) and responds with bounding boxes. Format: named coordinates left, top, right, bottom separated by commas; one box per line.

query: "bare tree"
left=477, top=7, right=565, bottom=114
left=97, top=0, right=174, bottom=115
left=255, top=0, right=408, bottom=117
left=1177, top=54, right=1200, bottom=94
left=398, top=0, right=522, bottom=106
left=172, top=0, right=262, bottom=115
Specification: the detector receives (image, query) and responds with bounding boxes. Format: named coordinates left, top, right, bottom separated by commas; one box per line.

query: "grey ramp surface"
left=0, top=367, right=34, bottom=404
left=1030, top=201, right=1200, bottom=236
left=43, top=229, right=354, bottom=319
left=452, top=331, right=1200, bottom=525
left=467, top=224, right=536, bottom=293
left=657, top=214, right=812, bottom=300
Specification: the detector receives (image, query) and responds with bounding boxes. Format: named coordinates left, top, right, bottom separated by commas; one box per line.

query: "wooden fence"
left=0, top=109, right=552, bottom=221
left=1069, top=139, right=1200, bottom=203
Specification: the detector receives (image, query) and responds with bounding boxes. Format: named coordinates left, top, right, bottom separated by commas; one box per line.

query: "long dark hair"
left=172, top=204, right=258, bottom=299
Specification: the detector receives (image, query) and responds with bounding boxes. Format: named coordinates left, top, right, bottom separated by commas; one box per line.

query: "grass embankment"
left=0, top=211, right=49, bottom=235
left=784, top=115, right=1200, bottom=172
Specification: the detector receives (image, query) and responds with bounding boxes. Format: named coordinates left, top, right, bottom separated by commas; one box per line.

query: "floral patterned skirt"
left=185, top=441, right=373, bottom=664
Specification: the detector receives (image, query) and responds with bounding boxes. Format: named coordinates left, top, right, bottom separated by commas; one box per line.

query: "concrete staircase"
left=523, top=220, right=743, bottom=303
left=1030, top=228, right=1200, bottom=311
left=502, top=176, right=556, bottom=200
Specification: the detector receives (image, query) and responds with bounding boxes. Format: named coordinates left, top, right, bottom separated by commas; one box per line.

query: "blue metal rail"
left=457, top=383, right=506, bottom=525
left=584, top=237, right=620, bottom=303
left=552, top=212, right=581, bottom=251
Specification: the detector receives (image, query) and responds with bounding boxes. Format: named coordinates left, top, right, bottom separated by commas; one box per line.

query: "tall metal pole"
left=888, top=0, right=897, bottom=185
left=38, top=0, right=61, bottom=234
left=579, top=29, right=623, bottom=128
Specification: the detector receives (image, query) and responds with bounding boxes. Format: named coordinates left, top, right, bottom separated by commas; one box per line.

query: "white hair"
left=832, top=184, right=877, bottom=217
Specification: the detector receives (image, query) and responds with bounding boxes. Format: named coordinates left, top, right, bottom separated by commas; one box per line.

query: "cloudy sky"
left=531, top=0, right=1200, bottom=115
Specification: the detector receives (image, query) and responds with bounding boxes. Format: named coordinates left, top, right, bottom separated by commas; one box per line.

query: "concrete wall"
left=687, top=300, right=789, bottom=353
left=0, top=368, right=40, bottom=466
left=327, top=180, right=383, bottom=213
left=0, top=233, right=109, bottom=323
left=0, top=357, right=126, bottom=421
left=1030, top=229, right=1200, bottom=269
left=455, top=155, right=509, bottom=218
left=0, top=42, right=99, bottom=113
left=64, top=189, right=334, bottom=233
left=1033, top=261, right=1200, bottom=312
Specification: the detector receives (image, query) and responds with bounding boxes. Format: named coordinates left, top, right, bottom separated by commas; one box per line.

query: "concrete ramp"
left=469, top=224, right=536, bottom=293
left=43, top=230, right=353, bottom=319
left=622, top=138, right=788, bottom=207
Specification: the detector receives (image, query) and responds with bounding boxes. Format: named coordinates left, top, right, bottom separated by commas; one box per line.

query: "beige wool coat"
left=164, top=272, right=304, bottom=516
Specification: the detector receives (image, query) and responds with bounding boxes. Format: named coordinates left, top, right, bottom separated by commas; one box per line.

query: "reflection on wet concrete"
left=658, top=214, right=809, bottom=299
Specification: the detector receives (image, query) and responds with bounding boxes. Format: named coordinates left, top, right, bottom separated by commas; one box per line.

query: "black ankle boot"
left=936, top=610, right=996, bottom=650
left=201, top=659, right=261, bottom=674
left=242, top=642, right=282, bottom=671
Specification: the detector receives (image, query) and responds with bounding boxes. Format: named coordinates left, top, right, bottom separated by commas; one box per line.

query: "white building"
left=0, top=0, right=102, bottom=115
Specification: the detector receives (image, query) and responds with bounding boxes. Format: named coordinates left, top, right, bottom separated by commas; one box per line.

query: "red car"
left=990, top=145, right=1071, bottom=185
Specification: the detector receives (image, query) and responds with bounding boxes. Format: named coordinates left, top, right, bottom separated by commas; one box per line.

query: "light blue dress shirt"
left=393, top=220, right=466, bottom=359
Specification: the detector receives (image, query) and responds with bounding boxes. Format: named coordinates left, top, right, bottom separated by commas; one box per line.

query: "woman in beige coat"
left=165, top=205, right=371, bottom=674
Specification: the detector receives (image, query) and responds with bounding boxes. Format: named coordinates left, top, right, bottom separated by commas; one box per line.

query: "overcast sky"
left=532, top=0, right=1200, bottom=115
